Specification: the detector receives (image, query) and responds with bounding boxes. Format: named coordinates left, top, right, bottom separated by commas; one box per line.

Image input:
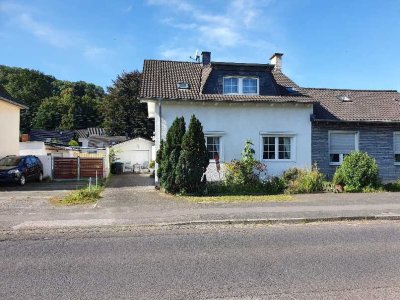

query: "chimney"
left=270, top=53, right=283, bottom=70
left=201, top=51, right=211, bottom=65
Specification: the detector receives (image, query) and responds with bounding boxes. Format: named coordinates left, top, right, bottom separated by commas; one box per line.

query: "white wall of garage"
left=112, top=138, right=155, bottom=166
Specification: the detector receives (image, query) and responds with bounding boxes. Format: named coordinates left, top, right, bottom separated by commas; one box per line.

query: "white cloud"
left=148, top=0, right=277, bottom=52
left=17, top=13, right=73, bottom=48
left=0, top=1, right=113, bottom=63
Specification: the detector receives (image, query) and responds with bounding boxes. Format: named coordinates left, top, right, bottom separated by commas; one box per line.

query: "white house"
left=140, top=51, right=400, bottom=183
left=0, top=85, right=27, bottom=159
left=140, top=52, right=314, bottom=181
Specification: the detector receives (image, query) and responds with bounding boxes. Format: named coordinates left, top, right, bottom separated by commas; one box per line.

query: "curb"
left=2, top=215, right=400, bottom=237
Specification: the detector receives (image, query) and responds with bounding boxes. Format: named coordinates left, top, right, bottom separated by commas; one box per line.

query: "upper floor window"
left=223, top=77, right=259, bottom=95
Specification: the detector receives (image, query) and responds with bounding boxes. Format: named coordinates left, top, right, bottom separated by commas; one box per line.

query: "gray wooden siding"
left=312, top=122, right=400, bottom=181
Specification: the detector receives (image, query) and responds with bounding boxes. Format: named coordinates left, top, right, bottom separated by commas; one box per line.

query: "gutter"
left=312, top=118, right=400, bottom=124
left=0, top=97, right=28, bottom=109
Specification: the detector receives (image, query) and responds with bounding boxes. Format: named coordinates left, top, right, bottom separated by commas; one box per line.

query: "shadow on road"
left=0, top=180, right=88, bottom=192
left=107, top=173, right=155, bottom=188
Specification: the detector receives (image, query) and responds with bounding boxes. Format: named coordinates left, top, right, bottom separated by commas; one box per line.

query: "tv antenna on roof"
left=190, top=50, right=200, bottom=63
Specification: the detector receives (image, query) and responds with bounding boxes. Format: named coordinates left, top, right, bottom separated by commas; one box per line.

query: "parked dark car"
left=0, top=155, right=43, bottom=185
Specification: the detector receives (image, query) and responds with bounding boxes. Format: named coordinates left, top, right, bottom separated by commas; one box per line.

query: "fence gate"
left=53, top=158, right=78, bottom=179
left=53, top=157, right=104, bottom=180
left=80, top=158, right=104, bottom=179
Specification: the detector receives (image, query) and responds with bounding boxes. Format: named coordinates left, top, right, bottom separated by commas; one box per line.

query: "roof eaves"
left=0, top=96, right=28, bottom=109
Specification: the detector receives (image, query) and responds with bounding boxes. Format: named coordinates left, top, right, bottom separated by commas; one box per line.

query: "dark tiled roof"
left=301, top=88, right=400, bottom=123
left=0, top=85, right=27, bottom=108
left=140, top=58, right=400, bottom=122
left=29, top=130, right=75, bottom=145
left=140, top=60, right=313, bottom=103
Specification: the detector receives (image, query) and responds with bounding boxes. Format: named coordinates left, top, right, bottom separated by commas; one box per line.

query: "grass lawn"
left=51, top=186, right=104, bottom=206
left=180, top=194, right=295, bottom=203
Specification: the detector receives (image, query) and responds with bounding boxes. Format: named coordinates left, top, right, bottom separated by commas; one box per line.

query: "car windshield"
left=0, top=157, right=22, bottom=167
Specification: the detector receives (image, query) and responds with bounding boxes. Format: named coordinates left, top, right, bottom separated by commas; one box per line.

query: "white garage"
left=112, top=138, right=155, bottom=168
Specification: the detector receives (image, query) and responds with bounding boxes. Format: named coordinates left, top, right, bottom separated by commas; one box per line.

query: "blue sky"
left=1, top=0, right=399, bottom=91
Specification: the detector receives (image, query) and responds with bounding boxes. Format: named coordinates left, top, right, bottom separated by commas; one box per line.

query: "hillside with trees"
left=0, top=66, right=153, bottom=139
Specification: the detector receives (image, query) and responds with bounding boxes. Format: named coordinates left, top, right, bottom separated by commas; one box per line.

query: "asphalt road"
left=2, top=222, right=400, bottom=299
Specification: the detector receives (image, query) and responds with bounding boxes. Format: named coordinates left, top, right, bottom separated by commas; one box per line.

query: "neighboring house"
left=87, top=135, right=127, bottom=148
left=140, top=51, right=400, bottom=182
left=75, top=127, right=106, bottom=147
left=0, top=85, right=27, bottom=158
left=112, top=137, right=155, bottom=168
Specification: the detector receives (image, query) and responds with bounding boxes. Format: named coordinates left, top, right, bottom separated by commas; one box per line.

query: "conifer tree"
left=176, top=115, right=209, bottom=194
left=159, top=117, right=186, bottom=193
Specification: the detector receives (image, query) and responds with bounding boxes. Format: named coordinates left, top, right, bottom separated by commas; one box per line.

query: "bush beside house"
left=333, top=151, right=379, bottom=192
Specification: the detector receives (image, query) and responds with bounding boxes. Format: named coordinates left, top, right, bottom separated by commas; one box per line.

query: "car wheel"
left=38, top=172, right=43, bottom=182
left=20, top=175, right=26, bottom=186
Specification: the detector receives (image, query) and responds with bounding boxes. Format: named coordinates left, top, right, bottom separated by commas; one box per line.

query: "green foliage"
left=108, top=148, right=120, bottom=165
left=384, top=179, right=400, bottom=192
left=217, top=140, right=285, bottom=195
left=149, top=160, right=155, bottom=169
left=0, top=65, right=105, bottom=132
left=68, top=139, right=79, bottom=147
left=224, top=140, right=265, bottom=186
left=333, top=151, right=379, bottom=192
left=283, top=166, right=325, bottom=194
left=102, top=71, right=153, bottom=138
left=176, top=115, right=209, bottom=195
left=156, top=140, right=165, bottom=179
left=159, top=117, right=186, bottom=194
left=56, top=186, right=104, bottom=205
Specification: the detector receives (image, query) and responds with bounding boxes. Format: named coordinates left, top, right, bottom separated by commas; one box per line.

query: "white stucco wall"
left=0, top=100, right=21, bottom=159
left=19, top=141, right=47, bottom=156
left=154, top=101, right=313, bottom=179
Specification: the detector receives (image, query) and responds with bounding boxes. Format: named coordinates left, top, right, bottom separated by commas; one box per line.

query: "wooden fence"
left=53, top=157, right=104, bottom=180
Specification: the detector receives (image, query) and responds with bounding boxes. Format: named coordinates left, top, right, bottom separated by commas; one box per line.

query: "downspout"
left=156, top=98, right=162, bottom=185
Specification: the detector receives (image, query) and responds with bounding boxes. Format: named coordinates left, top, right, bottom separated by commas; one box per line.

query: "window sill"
left=223, top=93, right=259, bottom=96
left=394, top=162, right=400, bottom=166
left=329, top=162, right=342, bottom=166
left=262, top=159, right=295, bottom=163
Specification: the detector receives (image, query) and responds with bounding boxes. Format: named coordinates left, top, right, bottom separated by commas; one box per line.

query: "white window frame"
left=328, top=130, right=359, bottom=166
left=394, top=132, right=400, bottom=165
left=205, top=132, right=224, bottom=162
left=223, top=76, right=259, bottom=95
left=260, top=133, right=296, bottom=162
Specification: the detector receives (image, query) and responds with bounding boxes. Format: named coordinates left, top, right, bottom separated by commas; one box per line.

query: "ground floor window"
left=262, top=136, right=292, bottom=160
left=329, top=131, right=358, bottom=165
left=394, top=133, right=400, bottom=164
left=206, top=136, right=221, bottom=161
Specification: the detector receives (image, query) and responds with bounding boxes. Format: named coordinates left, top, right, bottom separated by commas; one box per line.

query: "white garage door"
left=117, top=150, right=150, bottom=165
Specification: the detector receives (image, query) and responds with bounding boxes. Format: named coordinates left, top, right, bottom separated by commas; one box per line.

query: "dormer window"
left=223, top=77, right=259, bottom=95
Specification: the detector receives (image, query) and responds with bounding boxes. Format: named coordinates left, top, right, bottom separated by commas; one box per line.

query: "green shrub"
left=283, top=167, right=325, bottom=194
left=384, top=179, right=400, bottom=192
left=68, top=139, right=79, bottom=147
left=333, top=151, right=379, bottom=192
left=262, top=176, right=285, bottom=194
left=57, top=186, right=103, bottom=205
left=224, top=140, right=265, bottom=187
left=149, top=160, right=155, bottom=169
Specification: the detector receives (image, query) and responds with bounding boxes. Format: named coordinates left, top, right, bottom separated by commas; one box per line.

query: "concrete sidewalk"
left=2, top=173, right=400, bottom=231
